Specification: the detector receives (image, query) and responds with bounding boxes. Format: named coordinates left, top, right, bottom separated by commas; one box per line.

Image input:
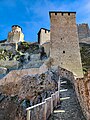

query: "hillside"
left=0, top=41, right=47, bottom=79
left=80, top=43, right=90, bottom=71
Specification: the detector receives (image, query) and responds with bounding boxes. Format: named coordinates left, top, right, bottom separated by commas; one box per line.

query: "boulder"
left=0, top=67, right=7, bottom=74
left=30, top=53, right=40, bottom=61
left=0, top=60, right=20, bottom=70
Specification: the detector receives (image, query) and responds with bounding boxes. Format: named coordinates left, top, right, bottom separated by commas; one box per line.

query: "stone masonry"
left=77, top=23, right=90, bottom=40
left=77, top=23, right=90, bottom=44
left=38, top=28, right=50, bottom=45
left=38, top=24, right=90, bottom=44
left=7, top=25, right=24, bottom=43
left=49, top=11, right=83, bottom=78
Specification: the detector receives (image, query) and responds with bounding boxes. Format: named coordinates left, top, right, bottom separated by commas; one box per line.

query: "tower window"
left=61, top=38, right=62, bottom=40
left=62, top=13, right=63, bottom=16
left=63, top=51, right=65, bottom=53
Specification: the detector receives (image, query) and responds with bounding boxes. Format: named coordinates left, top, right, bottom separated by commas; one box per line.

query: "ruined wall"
left=77, top=23, right=90, bottom=44
left=74, top=71, right=90, bottom=120
left=50, top=11, right=83, bottom=78
left=38, top=28, right=50, bottom=45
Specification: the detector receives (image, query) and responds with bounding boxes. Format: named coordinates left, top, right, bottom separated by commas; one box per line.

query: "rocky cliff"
left=0, top=64, right=59, bottom=120
left=0, top=41, right=47, bottom=79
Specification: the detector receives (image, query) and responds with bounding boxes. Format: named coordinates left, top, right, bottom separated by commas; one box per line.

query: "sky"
left=0, top=0, right=90, bottom=42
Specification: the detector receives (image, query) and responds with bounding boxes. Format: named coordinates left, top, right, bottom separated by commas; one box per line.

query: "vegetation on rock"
left=80, top=43, right=90, bottom=71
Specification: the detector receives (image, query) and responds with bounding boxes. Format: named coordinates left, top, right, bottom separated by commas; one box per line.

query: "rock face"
left=0, top=94, right=26, bottom=120
left=0, top=67, right=7, bottom=79
left=0, top=73, right=57, bottom=100
left=0, top=66, right=59, bottom=120
left=0, top=42, right=48, bottom=78
left=0, top=67, right=7, bottom=74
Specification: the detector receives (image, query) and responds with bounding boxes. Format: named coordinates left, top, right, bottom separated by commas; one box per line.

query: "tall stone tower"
left=7, top=25, right=24, bottom=43
left=49, top=11, right=83, bottom=78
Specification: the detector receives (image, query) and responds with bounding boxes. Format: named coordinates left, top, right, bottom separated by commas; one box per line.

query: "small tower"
left=38, top=28, right=50, bottom=45
left=7, top=25, right=24, bottom=43
left=77, top=23, right=90, bottom=39
left=49, top=11, right=83, bottom=78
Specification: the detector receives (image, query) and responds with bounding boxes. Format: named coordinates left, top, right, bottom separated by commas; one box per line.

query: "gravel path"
left=48, top=78, right=86, bottom=120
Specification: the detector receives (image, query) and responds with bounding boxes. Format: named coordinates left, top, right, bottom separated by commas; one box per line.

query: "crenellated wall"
left=77, top=23, right=90, bottom=40
left=38, top=28, right=50, bottom=45
left=7, top=25, right=24, bottom=43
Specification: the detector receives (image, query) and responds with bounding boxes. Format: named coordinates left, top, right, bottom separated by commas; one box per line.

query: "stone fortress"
left=7, top=25, right=24, bottom=43
left=38, top=28, right=50, bottom=45
left=38, top=11, right=90, bottom=78
left=78, top=23, right=90, bottom=43
left=3, top=11, right=90, bottom=78
left=0, top=11, right=90, bottom=120
left=38, top=22, right=90, bottom=45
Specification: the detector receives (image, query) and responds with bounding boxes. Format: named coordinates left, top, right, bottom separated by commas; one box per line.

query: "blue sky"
left=0, top=0, right=90, bottom=42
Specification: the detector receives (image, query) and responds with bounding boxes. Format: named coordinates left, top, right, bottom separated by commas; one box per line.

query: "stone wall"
left=38, top=28, right=50, bottom=45
left=7, top=25, right=24, bottom=43
left=49, top=11, right=83, bottom=78
left=77, top=23, right=90, bottom=40
left=0, top=63, right=48, bottom=85
left=42, top=42, right=50, bottom=57
left=59, top=67, right=90, bottom=120
left=74, top=71, right=90, bottom=120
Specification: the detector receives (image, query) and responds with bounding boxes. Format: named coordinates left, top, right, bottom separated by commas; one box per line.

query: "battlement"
left=38, top=28, right=50, bottom=45
left=7, top=25, right=24, bottom=43
left=49, top=11, right=76, bottom=18
left=12, top=25, right=22, bottom=29
left=78, top=23, right=88, bottom=26
left=12, top=25, right=22, bottom=32
left=50, top=11, right=83, bottom=78
left=38, top=28, right=50, bottom=34
left=77, top=23, right=90, bottom=39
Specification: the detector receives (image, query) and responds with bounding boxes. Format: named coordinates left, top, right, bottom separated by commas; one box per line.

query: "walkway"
left=48, top=78, right=86, bottom=120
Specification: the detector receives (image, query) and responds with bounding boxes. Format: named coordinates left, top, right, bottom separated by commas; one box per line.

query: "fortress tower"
left=77, top=23, right=90, bottom=39
left=38, top=28, right=50, bottom=45
left=7, top=25, right=24, bottom=43
left=49, top=11, right=83, bottom=78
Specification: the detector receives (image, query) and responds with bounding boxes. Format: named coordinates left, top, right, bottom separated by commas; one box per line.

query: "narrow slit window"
left=68, top=13, right=70, bottom=16
left=55, top=13, right=57, bottom=15
left=63, top=51, right=65, bottom=53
